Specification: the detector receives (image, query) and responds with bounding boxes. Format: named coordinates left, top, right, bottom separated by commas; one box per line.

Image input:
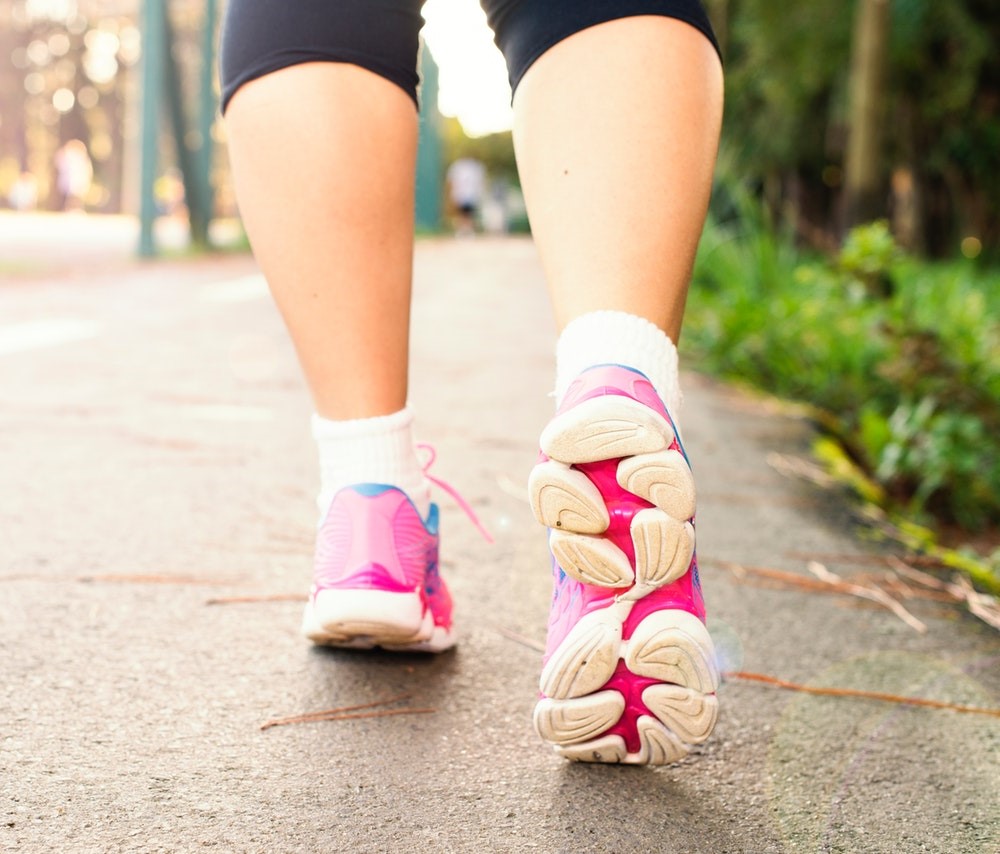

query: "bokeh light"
left=961, top=236, right=982, bottom=259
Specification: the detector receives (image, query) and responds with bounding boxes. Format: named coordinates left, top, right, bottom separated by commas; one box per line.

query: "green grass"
left=684, top=205, right=1000, bottom=589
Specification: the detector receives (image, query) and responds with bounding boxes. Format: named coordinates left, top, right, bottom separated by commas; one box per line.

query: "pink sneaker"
left=302, top=484, right=455, bottom=652
left=529, top=365, right=719, bottom=764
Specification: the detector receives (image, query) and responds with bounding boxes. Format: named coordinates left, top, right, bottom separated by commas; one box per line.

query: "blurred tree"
left=716, top=0, right=999, bottom=258
left=888, top=0, right=999, bottom=255
left=0, top=0, right=217, bottom=219
left=0, top=0, right=144, bottom=211
left=719, top=0, right=852, bottom=247
left=844, top=0, right=890, bottom=229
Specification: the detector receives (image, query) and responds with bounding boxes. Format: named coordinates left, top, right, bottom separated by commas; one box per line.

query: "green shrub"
left=686, top=204, right=1000, bottom=533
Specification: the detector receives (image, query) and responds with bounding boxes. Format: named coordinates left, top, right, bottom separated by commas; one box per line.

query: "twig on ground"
left=261, top=693, right=436, bottom=731
left=886, top=556, right=1000, bottom=631
left=785, top=551, right=947, bottom=569
left=710, top=559, right=843, bottom=592
left=807, top=561, right=927, bottom=633
left=886, top=557, right=950, bottom=589
left=78, top=573, right=239, bottom=586
left=953, top=575, right=1000, bottom=631
left=261, top=707, right=437, bottom=731
left=712, top=559, right=926, bottom=632
left=713, top=555, right=999, bottom=633
left=724, top=670, right=1000, bottom=719
left=766, top=452, right=836, bottom=487
left=206, top=593, right=307, bottom=605
left=490, top=623, right=545, bottom=653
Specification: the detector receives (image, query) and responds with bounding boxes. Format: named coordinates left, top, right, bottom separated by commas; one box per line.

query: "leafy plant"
left=686, top=201, right=1000, bottom=537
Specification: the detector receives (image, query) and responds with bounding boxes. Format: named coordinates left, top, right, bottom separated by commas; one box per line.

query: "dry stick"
left=872, top=573, right=957, bottom=604
left=953, top=575, right=1000, bottom=632
left=785, top=551, right=947, bottom=569
left=78, top=573, right=238, bottom=586
left=714, top=559, right=927, bottom=632
left=887, top=556, right=1000, bottom=631
left=261, top=693, right=416, bottom=731
left=713, top=559, right=843, bottom=592
left=767, top=451, right=835, bottom=486
left=206, top=593, right=307, bottom=605
left=725, top=671, right=1000, bottom=719
left=491, top=623, right=545, bottom=653
left=886, top=556, right=951, bottom=590
left=714, top=558, right=942, bottom=602
left=261, top=707, right=437, bottom=732
left=807, top=561, right=927, bottom=633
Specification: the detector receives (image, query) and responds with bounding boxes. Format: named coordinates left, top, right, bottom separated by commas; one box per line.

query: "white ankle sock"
left=555, top=310, right=682, bottom=417
left=311, top=406, right=430, bottom=522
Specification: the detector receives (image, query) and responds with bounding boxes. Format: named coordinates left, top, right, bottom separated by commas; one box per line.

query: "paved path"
left=2, top=236, right=998, bottom=853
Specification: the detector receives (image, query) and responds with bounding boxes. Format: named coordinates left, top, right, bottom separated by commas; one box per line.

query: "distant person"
left=481, top=178, right=511, bottom=234
left=446, top=156, right=486, bottom=235
left=8, top=172, right=39, bottom=211
left=54, top=139, right=93, bottom=211
left=221, top=2, right=723, bottom=766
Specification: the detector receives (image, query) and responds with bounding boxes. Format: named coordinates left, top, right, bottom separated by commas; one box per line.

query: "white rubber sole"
left=530, top=397, right=697, bottom=595
left=532, top=393, right=718, bottom=765
left=539, top=395, right=676, bottom=464
left=545, top=509, right=695, bottom=594
left=535, top=601, right=718, bottom=766
left=302, top=589, right=455, bottom=653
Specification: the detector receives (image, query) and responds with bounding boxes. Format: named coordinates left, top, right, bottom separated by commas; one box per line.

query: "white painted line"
left=200, top=275, right=269, bottom=304
left=0, top=319, right=100, bottom=356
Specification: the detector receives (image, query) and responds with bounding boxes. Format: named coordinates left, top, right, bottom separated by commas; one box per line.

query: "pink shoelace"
left=417, top=443, right=494, bottom=544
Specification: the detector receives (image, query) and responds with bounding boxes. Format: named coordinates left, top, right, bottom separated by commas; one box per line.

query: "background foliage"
left=686, top=201, right=1000, bottom=542
left=710, top=0, right=999, bottom=258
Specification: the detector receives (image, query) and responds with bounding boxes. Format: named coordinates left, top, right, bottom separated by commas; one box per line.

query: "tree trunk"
left=843, top=0, right=891, bottom=231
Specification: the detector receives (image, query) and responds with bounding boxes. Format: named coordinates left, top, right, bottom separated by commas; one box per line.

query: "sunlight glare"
left=422, top=0, right=513, bottom=137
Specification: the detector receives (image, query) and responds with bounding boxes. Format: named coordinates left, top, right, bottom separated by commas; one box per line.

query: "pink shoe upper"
left=557, top=364, right=679, bottom=427
left=311, top=485, right=453, bottom=629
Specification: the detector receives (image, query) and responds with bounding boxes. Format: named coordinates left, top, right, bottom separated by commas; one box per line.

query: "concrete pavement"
left=2, top=235, right=998, bottom=853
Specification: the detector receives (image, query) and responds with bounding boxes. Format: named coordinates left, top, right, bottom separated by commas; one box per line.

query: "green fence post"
left=197, top=0, right=218, bottom=242
left=138, top=0, right=166, bottom=257
left=161, top=4, right=208, bottom=247
left=415, top=42, right=443, bottom=233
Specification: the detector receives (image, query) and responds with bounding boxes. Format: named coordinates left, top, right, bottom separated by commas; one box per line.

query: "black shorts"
left=219, top=0, right=719, bottom=113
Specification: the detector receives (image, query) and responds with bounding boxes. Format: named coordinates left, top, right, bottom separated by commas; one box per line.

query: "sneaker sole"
left=303, top=589, right=455, bottom=653
left=531, top=395, right=718, bottom=765
left=535, top=604, right=718, bottom=764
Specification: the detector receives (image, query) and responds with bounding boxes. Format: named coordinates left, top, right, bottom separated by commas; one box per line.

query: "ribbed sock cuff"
left=311, top=406, right=430, bottom=521
left=555, top=310, right=682, bottom=416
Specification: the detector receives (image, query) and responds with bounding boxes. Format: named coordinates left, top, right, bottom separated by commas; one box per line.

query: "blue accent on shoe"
left=583, top=363, right=651, bottom=382
left=425, top=503, right=440, bottom=536
left=351, top=483, right=395, bottom=497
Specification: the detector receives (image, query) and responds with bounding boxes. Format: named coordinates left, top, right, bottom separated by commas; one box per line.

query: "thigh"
left=481, top=0, right=720, bottom=94
left=220, top=0, right=427, bottom=112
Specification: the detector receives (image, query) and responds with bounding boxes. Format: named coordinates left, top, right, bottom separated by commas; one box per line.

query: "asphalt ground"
left=2, top=230, right=998, bottom=853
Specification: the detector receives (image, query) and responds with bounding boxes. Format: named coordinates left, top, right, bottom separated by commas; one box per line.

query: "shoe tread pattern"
left=534, top=393, right=718, bottom=764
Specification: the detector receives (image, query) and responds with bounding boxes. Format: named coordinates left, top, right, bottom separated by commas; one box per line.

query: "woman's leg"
left=224, top=62, right=418, bottom=421
left=512, top=15, right=723, bottom=344
left=221, top=2, right=458, bottom=651
left=492, top=8, right=724, bottom=764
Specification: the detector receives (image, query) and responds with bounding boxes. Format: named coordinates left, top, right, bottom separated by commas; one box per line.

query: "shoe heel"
left=303, top=589, right=428, bottom=647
